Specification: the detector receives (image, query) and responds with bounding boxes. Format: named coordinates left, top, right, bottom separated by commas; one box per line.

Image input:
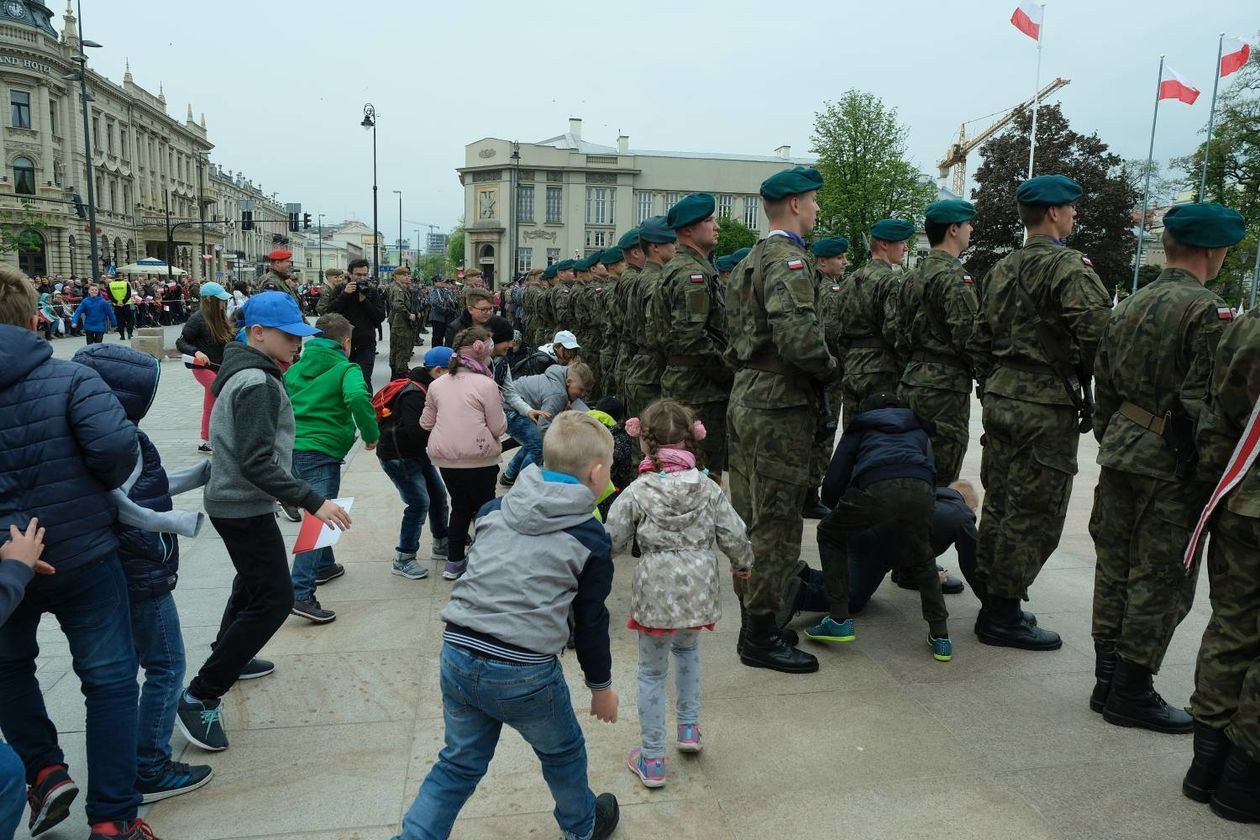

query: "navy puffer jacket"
left=74, top=343, right=177, bottom=599
left=0, top=324, right=137, bottom=570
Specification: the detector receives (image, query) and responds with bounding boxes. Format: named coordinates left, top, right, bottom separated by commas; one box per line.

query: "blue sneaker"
left=627, top=747, right=666, bottom=788
left=176, top=692, right=228, bottom=751
left=136, top=759, right=214, bottom=803
left=929, top=634, right=953, bottom=662
left=804, top=616, right=855, bottom=643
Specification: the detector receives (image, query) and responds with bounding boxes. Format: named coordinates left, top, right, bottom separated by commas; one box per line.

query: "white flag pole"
left=1026, top=3, right=1046, bottom=179
left=1199, top=33, right=1225, bottom=202
left=1132, top=55, right=1165, bottom=296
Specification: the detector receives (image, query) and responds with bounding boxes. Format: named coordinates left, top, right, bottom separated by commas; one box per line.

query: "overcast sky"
left=84, top=0, right=1255, bottom=240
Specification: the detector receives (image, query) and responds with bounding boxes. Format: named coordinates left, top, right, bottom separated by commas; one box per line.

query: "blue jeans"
left=379, top=458, right=450, bottom=555
left=800, top=531, right=899, bottom=614
left=290, top=449, right=343, bottom=602
left=396, top=644, right=597, bottom=840
left=0, top=555, right=141, bottom=823
left=0, top=743, right=23, bottom=839
left=130, top=592, right=185, bottom=779
left=504, top=410, right=543, bottom=480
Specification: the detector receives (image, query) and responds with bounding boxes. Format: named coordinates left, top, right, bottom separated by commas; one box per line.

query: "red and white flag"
left=1010, top=2, right=1042, bottom=41
left=1220, top=36, right=1252, bottom=78
left=292, top=497, right=355, bottom=555
left=1184, top=398, right=1260, bottom=568
left=1159, top=66, right=1201, bottom=105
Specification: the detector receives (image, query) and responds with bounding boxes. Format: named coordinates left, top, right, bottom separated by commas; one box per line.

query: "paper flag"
left=292, top=497, right=354, bottom=554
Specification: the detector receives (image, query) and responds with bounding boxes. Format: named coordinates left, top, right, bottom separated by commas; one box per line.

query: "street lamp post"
left=510, top=141, right=520, bottom=285
left=393, top=189, right=402, bottom=266
left=317, top=213, right=325, bottom=277
left=70, top=1, right=102, bottom=285
left=361, top=104, right=379, bottom=279
left=195, top=152, right=207, bottom=282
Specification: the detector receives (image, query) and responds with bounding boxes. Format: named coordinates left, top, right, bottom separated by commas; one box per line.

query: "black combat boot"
left=774, top=571, right=805, bottom=645
left=1089, top=646, right=1117, bottom=714
left=740, top=613, right=819, bottom=674
left=1183, top=721, right=1231, bottom=802
left=1102, top=658, right=1193, bottom=734
left=1210, top=742, right=1260, bottom=823
left=975, top=596, right=1060, bottom=651
left=801, top=490, right=830, bottom=519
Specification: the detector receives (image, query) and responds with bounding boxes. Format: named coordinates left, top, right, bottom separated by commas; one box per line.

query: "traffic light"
left=287, top=212, right=299, bottom=233
left=71, top=192, right=86, bottom=219
left=241, top=210, right=254, bottom=231
left=302, top=213, right=311, bottom=230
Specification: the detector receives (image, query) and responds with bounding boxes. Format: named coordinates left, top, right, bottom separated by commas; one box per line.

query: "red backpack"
left=371, top=378, right=426, bottom=424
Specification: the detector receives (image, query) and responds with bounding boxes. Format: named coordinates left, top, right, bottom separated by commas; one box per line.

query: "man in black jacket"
left=442, top=285, right=496, bottom=347
left=329, top=258, right=386, bottom=390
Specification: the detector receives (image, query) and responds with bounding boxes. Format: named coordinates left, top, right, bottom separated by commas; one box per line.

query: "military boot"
left=1089, top=646, right=1117, bottom=713
left=1183, top=721, right=1231, bottom=802
left=1210, top=743, right=1260, bottom=823
left=975, top=596, right=1060, bottom=651
left=1102, top=658, right=1193, bottom=734
left=801, top=489, right=830, bottom=519
left=740, top=613, right=818, bottom=674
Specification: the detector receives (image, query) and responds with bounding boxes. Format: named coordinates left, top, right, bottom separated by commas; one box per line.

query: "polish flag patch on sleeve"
left=962, top=274, right=974, bottom=284
left=1082, top=256, right=1094, bottom=268
left=786, top=258, right=804, bottom=270
left=689, top=273, right=705, bottom=283
left=1218, top=306, right=1235, bottom=320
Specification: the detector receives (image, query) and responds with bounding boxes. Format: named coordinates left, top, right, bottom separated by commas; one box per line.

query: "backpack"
left=510, top=350, right=556, bottom=379
left=371, top=378, right=426, bottom=423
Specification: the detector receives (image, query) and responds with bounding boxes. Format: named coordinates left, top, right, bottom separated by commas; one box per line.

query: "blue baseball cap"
left=240, top=291, right=320, bottom=336
left=423, top=346, right=453, bottom=368
left=199, top=281, right=231, bottom=301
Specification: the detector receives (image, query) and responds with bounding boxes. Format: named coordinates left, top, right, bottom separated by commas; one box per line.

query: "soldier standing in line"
left=547, top=259, right=578, bottom=333
left=715, top=254, right=736, bottom=285
left=1183, top=300, right=1260, bottom=823
left=1088, top=203, right=1246, bottom=734
left=612, top=228, right=645, bottom=394
left=622, top=219, right=675, bottom=416
left=597, top=246, right=626, bottom=397
left=897, top=200, right=981, bottom=487
left=521, top=268, right=544, bottom=350
left=805, top=235, right=850, bottom=518
left=571, top=253, right=603, bottom=398
left=386, top=267, right=418, bottom=379
left=726, top=166, right=838, bottom=674
left=835, top=220, right=914, bottom=425
left=967, top=174, right=1112, bottom=651
left=652, top=194, right=732, bottom=481
left=533, top=264, right=557, bottom=348
left=254, top=248, right=304, bottom=313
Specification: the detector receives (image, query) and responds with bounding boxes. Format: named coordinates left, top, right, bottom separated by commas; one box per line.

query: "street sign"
left=379, top=264, right=397, bottom=273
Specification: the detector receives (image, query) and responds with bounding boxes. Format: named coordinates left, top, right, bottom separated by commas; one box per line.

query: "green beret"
left=617, top=228, right=642, bottom=249
left=1016, top=174, right=1082, bottom=207
left=731, top=247, right=752, bottom=263
left=869, top=219, right=915, bottom=242
left=639, top=215, right=677, bottom=245
left=715, top=255, right=736, bottom=273
left=812, top=236, right=849, bottom=257
left=601, top=246, right=625, bottom=264
left=760, top=165, right=824, bottom=200
left=667, top=193, right=716, bottom=230
left=555, top=259, right=576, bottom=272
left=574, top=255, right=595, bottom=272
left=924, top=199, right=976, bottom=225
left=1162, top=202, right=1246, bottom=249
left=542, top=264, right=558, bottom=280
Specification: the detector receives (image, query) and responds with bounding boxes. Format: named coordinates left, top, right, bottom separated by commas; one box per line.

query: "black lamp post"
left=361, top=104, right=378, bottom=279
left=67, top=1, right=102, bottom=285
left=317, top=213, right=325, bottom=277
left=392, top=189, right=402, bottom=266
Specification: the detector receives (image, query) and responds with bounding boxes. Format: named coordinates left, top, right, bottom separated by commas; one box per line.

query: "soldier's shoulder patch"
left=1217, top=306, right=1235, bottom=320
left=1082, top=256, right=1094, bottom=268
left=689, top=273, right=705, bottom=283
left=786, top=258, right=804, bottom=270
left=830, top=285, right=841, bottom=292
left=962, top=274, right=975, bottom=284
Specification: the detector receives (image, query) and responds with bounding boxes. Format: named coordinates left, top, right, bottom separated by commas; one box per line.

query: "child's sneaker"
left=392, top=553, right=429, bottom=580
left=929, top=634, right=953, bottom=662
left=196, top=442, right=212, bottom=454
left=442, top=559, right=466, bottom=580
left=626, top=747, right=666, bottom=788
left=677, top=723, right=703, bottom=753
left=238, top=657, right=274, bottom=680
left=26, top=763, right=78, bottom=836
left=804, top=615, right=855, bottom=643
left=431, top=537, right=449, bottom=560
left=176, top=692, right=228, bottom=751
left=136, top=759, right=214, bottom=803
left=88, top=818, right=160, bottom=839
left=315, top=563, right=345, bottom=585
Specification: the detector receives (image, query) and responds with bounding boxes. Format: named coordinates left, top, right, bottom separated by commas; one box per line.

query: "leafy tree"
left=716, top=216, right=758, bottom=255
left=969, top=104, right=1138, bottom=295
left=446, top=227, right=465, bottom=268
left=0, top=200, right=48, bottom=256
left=415, top=252, right=450, bottom=279
left=810, top=90, right=937, bottom=270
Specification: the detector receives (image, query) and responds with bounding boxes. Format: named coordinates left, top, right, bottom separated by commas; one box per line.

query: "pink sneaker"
left=627, top=747, right=666, bottom=788
left=676, top=723, right=702, bottom=753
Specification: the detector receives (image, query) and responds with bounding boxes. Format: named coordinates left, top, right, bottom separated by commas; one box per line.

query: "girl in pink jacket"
left=420, top=326, right=508, bottom=579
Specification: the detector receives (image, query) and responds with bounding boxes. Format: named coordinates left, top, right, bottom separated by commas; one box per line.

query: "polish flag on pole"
left=1220, top=36, right=1251, bottom=78
left=292, top=497, right=354, bottom=554
left=1159, top=66, right=1201, bottom=105
left=1184, top=397, right=1260, bottom=569
left=1010, top=2, right=1042, bottom=41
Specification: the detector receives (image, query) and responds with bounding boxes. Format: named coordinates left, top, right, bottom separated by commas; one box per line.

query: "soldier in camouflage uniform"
left=521, top=269, right=545, bottom=349
left=570, top=254, right=603, bottom=398
left=896, top=200, right=981, bottom=487
left=1088, top=203, right=1245, bottom=735
left=254, top=248, right=305, bottom=313
left=386, top=267, right=417, bottom=379
left=597, top=246, right=627, bottom=397
left=547, top=260, right=577, bottom=334
left=968, top=174, right=1112, bottom=651
left=1185, top=286, right=1260, bottom=821
left=726, top=166, right=838, bottom=674
left=836, top=219, right=914, bottom=426
left=807, top=236, right=850, bottom=518
left=651, top=194, right=732, bottom=478
left=623, top=219, right=674, bottom=416
left=611, top=228, right=645, bottom=395
left=533, top=266, right=557, bottom=348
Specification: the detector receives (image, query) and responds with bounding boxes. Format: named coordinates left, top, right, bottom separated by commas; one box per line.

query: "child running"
left=604, top=399, right=753, bottom=788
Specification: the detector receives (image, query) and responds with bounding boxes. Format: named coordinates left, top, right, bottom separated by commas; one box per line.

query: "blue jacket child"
left=72, top=290, right=118, bottom=334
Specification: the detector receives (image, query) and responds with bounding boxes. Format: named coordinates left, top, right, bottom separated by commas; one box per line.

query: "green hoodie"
left=284, top=337, right=380, bottom=457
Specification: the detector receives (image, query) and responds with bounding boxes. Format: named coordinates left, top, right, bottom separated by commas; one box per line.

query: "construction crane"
left=937, top=77, right=1070, bottom=196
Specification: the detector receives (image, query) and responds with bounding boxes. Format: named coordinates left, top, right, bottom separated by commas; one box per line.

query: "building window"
left=123, top=184, right=131, bottom=210
left=744, top=196, right=760, bottom=230
left=92, top=115, right=99, bottom=148
left=545, top=186, right=562, bottom=223
left=47, top=99, right=56, bottom=135
left=663, top=192, right=679, bottom=209
left=10, top=91, right=30, bottom=129
left=635, top=191, right=653, bottom=224
left=106, top=120, right=114, bottom=154
left=12, top=157, right=35, bottom=195
left=306, top=257, right=313, bottom=269
left=585, top=188, right=613, bottom=225
left=584, top=229, right=608, bottom=249
left=516, top=184, right=534, bottom=223
left=118, top=129, right=126, bottom=159
left=546, top=247, right=560, bottom=265
left=516, top=247, right=532, bottom=273
left=718, top=195, right=733, bottom=219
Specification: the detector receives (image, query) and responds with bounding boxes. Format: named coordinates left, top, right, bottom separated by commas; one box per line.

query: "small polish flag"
left=1220, top=36, right=1252, bottom=78
left=292, top=497, right=354, bottom=554
left=1010, top=2, right=1042, bottom=41
left=1159, top=66, right=1201, bottom=105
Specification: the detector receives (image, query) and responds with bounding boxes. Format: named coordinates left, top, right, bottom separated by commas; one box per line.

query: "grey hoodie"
left=502, top=364, right=569, bottom=429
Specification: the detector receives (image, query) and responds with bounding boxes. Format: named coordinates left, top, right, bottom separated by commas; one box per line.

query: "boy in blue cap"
left=176, top=292, right=353, bottom=753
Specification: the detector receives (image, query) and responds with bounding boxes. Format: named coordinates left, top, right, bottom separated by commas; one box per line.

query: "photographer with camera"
left=328, top=258, right=386, bottom=390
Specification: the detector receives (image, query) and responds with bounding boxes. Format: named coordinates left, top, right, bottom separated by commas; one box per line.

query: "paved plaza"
left=16, top=325, right=1256, bottom=840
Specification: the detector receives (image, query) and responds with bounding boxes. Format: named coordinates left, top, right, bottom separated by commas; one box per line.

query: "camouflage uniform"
left=612, top=263, right=642, bottom=394
left=599, top=272, right=623, bottom=397
left=726, top=234, right=838, bottom=616
left=836, top=259, right=902, bottom=425
left=896, top=250, right=981, bottom=485
left=533, top=284, right=555, bottom=347
left=967, top=235, right=1112, bottom=600
left=571, top=280, right=604, bottom=398
left=522, top=282, right=543, bottom=348
left=550, top=281, right=576, bottom=333
left=1191, top=307, right=1260, bottom=761
left=254, top=269, right=303, bottom=312
left=386, top=281, right=417, bottom=376
left=810, top=273, right=847, bottom=489
left=652, top=244, right=732, bottom=472
left=623, top=262, right=665, bottom=416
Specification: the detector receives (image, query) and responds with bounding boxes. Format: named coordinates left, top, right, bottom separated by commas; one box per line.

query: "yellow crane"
left=937, top=77, right=1070, bottom=197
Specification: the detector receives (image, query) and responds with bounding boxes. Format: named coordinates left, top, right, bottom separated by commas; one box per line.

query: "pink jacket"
left=420, top=370, right=507, bottom=469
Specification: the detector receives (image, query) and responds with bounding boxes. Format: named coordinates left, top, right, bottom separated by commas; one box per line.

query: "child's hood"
left=633, top=469, right=711, bottom=533
left=71, top=343, right=160, bottom=423
left=211, top=341, right=280, bottom=397
left=290, top=337, right=349, bottom=382
left=852, top=407, right=933, bottom=436
left=498, top=464, right=597, bottom=536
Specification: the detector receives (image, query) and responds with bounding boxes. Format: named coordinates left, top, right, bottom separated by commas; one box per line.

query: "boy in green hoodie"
left=285, top=313, right=381, bottom=623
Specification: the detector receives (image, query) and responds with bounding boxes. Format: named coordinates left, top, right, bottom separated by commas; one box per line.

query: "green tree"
left=446, top=227, right=465, bottom=268
left=810, top=90, right=936, bottom=270
left=415, top=252, right=450, bottom=279
left=969, top=104, right=1137, bottom=295
left=0, top=199, right=48, bottom=257
left=716, top=216, right=758, bottom=255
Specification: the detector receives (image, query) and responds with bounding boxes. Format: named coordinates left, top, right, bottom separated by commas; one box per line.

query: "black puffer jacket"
left=822, top=407, right=936, bottom=506
left=328, top=283, right=386, bottom=351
